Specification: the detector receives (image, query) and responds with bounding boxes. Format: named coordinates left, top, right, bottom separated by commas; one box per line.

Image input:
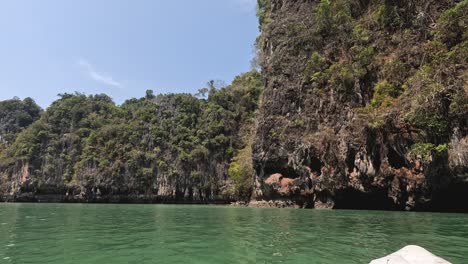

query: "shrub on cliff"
left=228, top=138, right=255, bottom=200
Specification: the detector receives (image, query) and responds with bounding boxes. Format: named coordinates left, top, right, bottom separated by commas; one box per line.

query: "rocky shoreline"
left=0, top=193, right=232, bottom=205
left=3, top=193, right=468, bottom=213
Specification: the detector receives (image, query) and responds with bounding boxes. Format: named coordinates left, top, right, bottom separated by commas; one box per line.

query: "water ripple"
left=0, top=204, right=466, bottom=264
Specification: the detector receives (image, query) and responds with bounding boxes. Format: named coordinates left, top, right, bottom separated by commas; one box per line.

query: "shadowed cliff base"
left=249, top=183, right=468, bottom=213
left=0, top=194, right=232, bottom=205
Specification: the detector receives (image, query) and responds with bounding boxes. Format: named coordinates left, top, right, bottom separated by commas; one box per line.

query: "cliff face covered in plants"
left=252, top=0, right=467, bottom=211
left=1, top=0, right=467, bottom=211
left=0, top=71, right=262, bottom=203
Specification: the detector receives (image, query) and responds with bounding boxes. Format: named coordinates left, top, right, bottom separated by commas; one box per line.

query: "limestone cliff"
left=252, top=0, right=467, bottom=211
left=0, top=71, right=263, bottom=203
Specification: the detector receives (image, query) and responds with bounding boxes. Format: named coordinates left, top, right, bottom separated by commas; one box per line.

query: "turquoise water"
left=0, top=204, right=466, bottom=263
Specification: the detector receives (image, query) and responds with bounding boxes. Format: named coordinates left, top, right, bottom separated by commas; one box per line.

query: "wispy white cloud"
left=234, top=0, right=257, bottom=13
left=77, top=59, right=123, bottom=88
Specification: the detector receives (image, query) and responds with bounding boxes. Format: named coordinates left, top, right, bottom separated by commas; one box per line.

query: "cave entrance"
left=387, top=146, right=406, bottom=169
left=303, top=150, right=322, bottom=176
left=264, top=158, right=300, bottom=179
left=334, top=188, right=400, bottom=210
left=309, top=156, right=322, bottom=176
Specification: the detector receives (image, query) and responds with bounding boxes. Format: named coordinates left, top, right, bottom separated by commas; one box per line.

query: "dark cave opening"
left=345, top=148, right=357, bottom=173
left=263, top=157, right=300, bottom=179
left=309, top=156, right=322, bottom=176
left=303, top=149, right=323, bottom=176
left=387, top=146, right=406, bottom=169
left=334, top=188, right=400, bottom=210
left=425, top=182, right=468, bottom=213
left=370, top=148, right=381, bottom=173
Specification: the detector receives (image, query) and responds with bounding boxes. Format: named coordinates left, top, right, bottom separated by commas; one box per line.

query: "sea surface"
left=0, top=203, right=466, bottom=264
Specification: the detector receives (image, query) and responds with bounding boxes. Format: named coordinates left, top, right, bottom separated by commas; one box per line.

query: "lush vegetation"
left=257, top=0, right=467, bottom=155
left=0, top=97, right=42, bottom=148
left=0, top=70, right=263, bottom=201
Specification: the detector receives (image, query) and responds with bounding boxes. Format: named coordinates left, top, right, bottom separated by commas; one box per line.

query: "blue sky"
left=0, top=0, right=259, bottom=108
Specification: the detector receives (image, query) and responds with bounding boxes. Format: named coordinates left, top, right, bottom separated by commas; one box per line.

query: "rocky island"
left=1, top=0, right=467, bottom=212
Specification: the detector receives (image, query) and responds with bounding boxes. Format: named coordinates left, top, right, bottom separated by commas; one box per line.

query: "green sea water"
left=0, top=204, right=466, bottom=264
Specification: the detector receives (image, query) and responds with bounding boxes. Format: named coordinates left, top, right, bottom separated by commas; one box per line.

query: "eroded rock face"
left=264, top=173, right=301, bottom=197
left=252, top=0, right=467, bottom=211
